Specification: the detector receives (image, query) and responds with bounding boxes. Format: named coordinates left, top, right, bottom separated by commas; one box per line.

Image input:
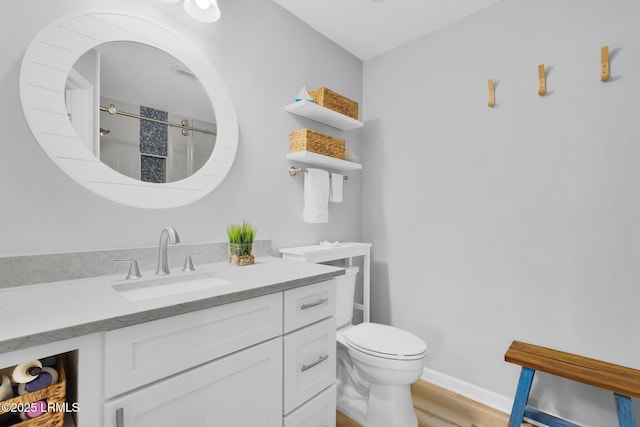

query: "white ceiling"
left=273, top=0, right=505, bottom=61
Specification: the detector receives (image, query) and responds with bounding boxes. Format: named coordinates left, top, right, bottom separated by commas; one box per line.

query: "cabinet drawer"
left=104, top=338, right=283, bottom=427
left=284, top=384, right=336, bottom=427
left=104, top=292, right=282, bottom=398
left=284, top=279, right=336, bottom=333
left=284, top=317, right=336, bottom=414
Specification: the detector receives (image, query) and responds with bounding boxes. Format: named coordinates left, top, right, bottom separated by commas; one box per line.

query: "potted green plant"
left=227, top=222, right=256, bottom=266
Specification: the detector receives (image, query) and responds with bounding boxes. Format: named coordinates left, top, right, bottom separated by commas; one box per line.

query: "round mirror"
left=20, top=11, right=238, bottom=208
left=68, top=41, right=217, bottom=184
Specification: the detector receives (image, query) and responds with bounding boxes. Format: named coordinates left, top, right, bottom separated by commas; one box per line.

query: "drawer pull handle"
left=301, top=354, right=329, bottom=372
left=116, top=408, right=124, bottom=427
left=301, top=298, right=328, bottom=310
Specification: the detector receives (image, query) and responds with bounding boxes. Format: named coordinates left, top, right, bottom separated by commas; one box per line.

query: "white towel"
left=303, top=168, right=330, bottom=223
left=329, top=173, right=343, bottom=203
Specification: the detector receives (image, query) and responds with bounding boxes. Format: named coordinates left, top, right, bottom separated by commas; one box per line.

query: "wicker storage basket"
left=0, top=358, right=67, bottom=427
left=290, top=129, right=345, bottom=160
left=309, top=87, right=359, bottom=120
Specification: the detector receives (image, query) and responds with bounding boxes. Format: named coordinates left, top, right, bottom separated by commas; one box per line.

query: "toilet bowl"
left=335, top=268, right=427, bottom=427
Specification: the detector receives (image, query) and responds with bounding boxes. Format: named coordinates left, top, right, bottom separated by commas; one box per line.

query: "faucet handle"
left=114, top=259, right=142, bottom=280
left=183, top=252, right=204, bottom=272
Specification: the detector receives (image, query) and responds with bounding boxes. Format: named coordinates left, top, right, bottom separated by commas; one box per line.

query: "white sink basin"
left=112, top=271, right=231, bottom=301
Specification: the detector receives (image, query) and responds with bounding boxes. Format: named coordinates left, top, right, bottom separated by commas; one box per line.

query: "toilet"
left=335, top=267, right=427, bottom=427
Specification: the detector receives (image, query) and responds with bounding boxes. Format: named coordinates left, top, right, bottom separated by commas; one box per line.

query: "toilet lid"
left=342, top=323, right=426, bottom=360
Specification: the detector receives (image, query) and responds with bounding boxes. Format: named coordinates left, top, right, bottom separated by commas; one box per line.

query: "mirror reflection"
left=66, top=41, right=216, bottom=183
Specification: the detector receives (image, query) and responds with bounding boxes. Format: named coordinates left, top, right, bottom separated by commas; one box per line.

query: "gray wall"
left=0, top=0, right=363, bottom=257
left=363, top=0, right=640, bottom=424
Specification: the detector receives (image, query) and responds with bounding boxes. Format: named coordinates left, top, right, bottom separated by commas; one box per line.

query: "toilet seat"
left=342, top=323, right=427, bottom=361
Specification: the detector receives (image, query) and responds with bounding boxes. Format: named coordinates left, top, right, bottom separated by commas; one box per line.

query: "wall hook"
left=601, top=45, right=610, bottom=82
left=487, top=79, right=495, bottom=107
left=537, top=64, right=546, bottom=96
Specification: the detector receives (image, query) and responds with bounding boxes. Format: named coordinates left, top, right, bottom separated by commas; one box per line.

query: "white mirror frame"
left=20, top=11, right=238, bottom=209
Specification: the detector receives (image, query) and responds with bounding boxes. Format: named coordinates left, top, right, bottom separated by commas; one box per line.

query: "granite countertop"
left=0, top=257, right=344, bottom=353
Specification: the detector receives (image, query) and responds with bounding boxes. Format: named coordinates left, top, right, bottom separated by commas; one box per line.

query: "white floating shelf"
left=286, top=151, right=362, bottom=171
left=285, top=101, right=363, bottom=131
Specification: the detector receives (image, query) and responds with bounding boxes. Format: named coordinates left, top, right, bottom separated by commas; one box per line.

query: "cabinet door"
left=104, top=338, right=282, bottom=427
left=284, top=317, right=336, bottom=414
left=104, top=292, right=282, bottom=398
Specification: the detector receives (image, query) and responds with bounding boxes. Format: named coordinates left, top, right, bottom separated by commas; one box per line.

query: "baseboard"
left=421, top=368, right=514, bottom=414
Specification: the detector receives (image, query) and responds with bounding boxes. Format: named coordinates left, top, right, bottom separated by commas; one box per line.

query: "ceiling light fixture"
left=183, top=0, right=221, bottom=22
left=194, top=0, right=211, bottom=9
left=161, top=0, right=221, bottom=23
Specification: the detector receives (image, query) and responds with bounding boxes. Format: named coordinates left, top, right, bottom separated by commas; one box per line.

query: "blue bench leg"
left=614, top=393, right=636, bottom=427
left=509, top=367, right=536, bottom=427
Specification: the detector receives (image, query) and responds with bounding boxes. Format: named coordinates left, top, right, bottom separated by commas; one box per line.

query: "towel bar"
left=289, top=166, right=348, bottom=180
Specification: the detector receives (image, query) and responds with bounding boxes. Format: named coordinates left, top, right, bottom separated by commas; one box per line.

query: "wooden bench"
left=505, top=341, right=640, bottom=427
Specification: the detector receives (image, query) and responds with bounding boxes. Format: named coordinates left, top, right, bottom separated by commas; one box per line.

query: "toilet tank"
left=335, top=266, right=359, bottom=328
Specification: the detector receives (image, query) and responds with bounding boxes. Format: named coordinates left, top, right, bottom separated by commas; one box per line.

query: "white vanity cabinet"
left=0, top=256, right=343, bottom=427
left=101, top=279, right=338, bottom=427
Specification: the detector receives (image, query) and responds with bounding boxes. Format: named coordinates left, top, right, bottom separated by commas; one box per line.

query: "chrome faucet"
left=156, top=226, right=180, bottom=275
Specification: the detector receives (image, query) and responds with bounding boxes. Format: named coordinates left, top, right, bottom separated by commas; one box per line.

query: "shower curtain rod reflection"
left=100, top=104, right=217, bottom=136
